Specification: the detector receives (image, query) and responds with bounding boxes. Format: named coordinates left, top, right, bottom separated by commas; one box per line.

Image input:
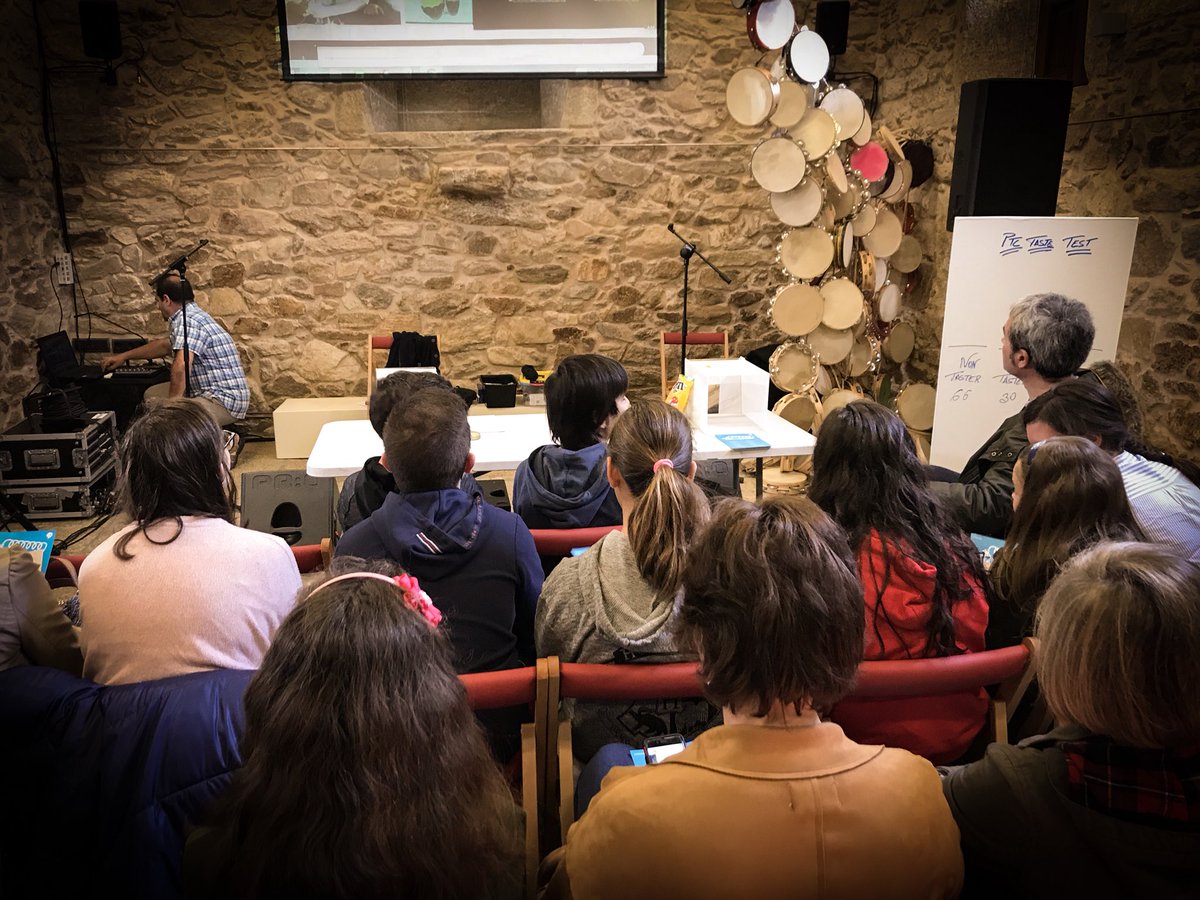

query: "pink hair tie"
left=652, top=458, right=675, bottom=473
left=394, top=573, right=443, bottom=628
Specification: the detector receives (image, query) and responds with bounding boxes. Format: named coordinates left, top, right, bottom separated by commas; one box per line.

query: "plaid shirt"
left=168, top=304, right=250, bottom=419
left=1061, top=735, right=1200, bottom=831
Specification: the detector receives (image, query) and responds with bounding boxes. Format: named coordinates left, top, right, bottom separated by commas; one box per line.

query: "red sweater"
left=831, top=531, right=990, bottom=764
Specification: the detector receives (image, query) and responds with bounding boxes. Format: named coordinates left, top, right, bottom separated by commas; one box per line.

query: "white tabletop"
left=306, top=413, right=553, bottom=478
left=306, top=410, right=814, bottom=478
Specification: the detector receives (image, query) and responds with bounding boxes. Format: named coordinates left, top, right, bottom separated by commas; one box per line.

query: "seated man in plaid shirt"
left=103, top=271, right=250, bottom=429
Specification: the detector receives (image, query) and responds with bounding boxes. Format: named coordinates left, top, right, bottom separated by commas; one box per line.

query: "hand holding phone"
left=643, top=734, right=687, bottom=765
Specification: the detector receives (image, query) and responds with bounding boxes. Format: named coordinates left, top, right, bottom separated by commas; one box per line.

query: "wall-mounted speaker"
left=947, top=78, right=1074, bottom=231
left=79, top=0, right=122, bottom=61
left=815, top=0, right=850, bottom=56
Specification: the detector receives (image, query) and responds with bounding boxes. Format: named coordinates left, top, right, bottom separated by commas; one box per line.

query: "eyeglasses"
left=1025, top=440, right=1046, bottom=466
left=223, top=430, right=237, bottom=454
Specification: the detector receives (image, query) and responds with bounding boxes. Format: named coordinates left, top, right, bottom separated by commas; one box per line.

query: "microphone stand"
left=666, top=224, right=732, bottom=377
left=150, top=239, right=208, bottom=400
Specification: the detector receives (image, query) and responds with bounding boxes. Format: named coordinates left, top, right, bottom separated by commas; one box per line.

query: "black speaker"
left=79, top=0, right=122, bottom=61
left=240, top=471, right=335, bottom=547
left=947, top=78, right=1073, bottom=231
left=814, top=0, right=850, bottom=56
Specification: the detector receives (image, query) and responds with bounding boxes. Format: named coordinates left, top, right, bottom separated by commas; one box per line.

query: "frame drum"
left=849, top=142, right=889, bottom=182
left=814, top=364, right=833, bottom=396
left=820, top=277, right=863, bottom=330
left=769, top=79, right=811, bottom=128
left=876, top=281, right=902, bottom=322
left=816, top=202, right=835, bottom=231
left=883, top=321, right=916, bottom=363
left=751, top=136, right=807, bottom=194
left=874, top=255, right=889, bottom=293
left=825, top=153, right=849, bottom=194
left=848, top=332, right=880, bottom=377
left=830, top=179, right=860, bottom=221
left=851, top=108, right=872, bottom=146
left=769, top=282, right=824, bottom=336
left=769, top=340, right=819, bottom=393
left=792, top=107, right=838, bottom=160
left=806, top=323, right=854, bottom=364
left=862, top=206, right=902, bottom=258
left=773, top=390, right=820, bottom=432
left=815, top=387, right=863, bottom=431
left=785, top=27, right=830, bottom=83
left=818, top=87, right=865, bottom=140
left=770, top=177, right=824, bottom=227
left=889, top=234, right=922, bottom=274
left=851, top=200, right=877, bottom=237
left=747, top=0, right=796, bottom=51
left=880, top=158, right=912, bottom=203
left=894, top=383, right=936, bottom=431
left=856, top=250, right=876, bottom=295
left=726, top=67, right=780, bottom=127
left=780, top=227, right=834, bottom=280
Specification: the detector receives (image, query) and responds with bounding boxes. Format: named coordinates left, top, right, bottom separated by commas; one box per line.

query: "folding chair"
left=529, top=526, right=622, bottom=577
left=659, top=330, right=730, bottom=397
left=366, top=333, right=441, bottom=398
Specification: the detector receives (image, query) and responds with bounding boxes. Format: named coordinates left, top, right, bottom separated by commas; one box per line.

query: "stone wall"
left=0, top=6, right=68, bottom=426
left=6, top=0, right=1196, bottom=455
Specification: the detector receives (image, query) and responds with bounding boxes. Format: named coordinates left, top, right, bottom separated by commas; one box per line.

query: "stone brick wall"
left=4, top=0, right=1195, bottom=456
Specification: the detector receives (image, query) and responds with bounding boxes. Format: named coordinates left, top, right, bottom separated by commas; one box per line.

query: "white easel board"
left=929, top=216, right=1138, bottom=473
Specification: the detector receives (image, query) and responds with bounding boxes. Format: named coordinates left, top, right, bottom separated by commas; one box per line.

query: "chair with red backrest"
left=529, top=526, right=621, bottom=578
left=544, top=657, right=706, bottom=844
left=460, top=664, right=544, bottom=898
left=366, top=333, right=441, bottom=399
left=659, top=330, right=730, bottom=397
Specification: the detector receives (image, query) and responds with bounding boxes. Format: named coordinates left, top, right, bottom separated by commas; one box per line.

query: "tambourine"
left=851, top=200, right=877, bottom=238
left=780, top=226, right=834, bottom=280
left=769, top=79, right=812, bottom=129
left=816, top=202, right=836, bottom=231
left=769, top=282, right=824, bottom=336
left=792, top=107, right=838, bottom=160
left=894, top=382, right=936, bottom=431
left=818, top=87, right=865, bottom=141
left=820, top=276, right=864, bottom=330
left=747, top=0, right=796, bottom=51
left=770, top=176, right=824, bottom=227
left=873, top=255, right=889, bottom=293
left=773, top=390, right=820, bottom=432
left=831, top=222, right=853, bottom=272
left=784, top=26, right=829, bottom=83
left=880, top=159, right=912, bottom=203
left=829, top=177, right=861, bottom=221
left=814, top=363, right=833, bottom=396
left=849, top=142, right=889, bottom=182
left=751, top=136, right=807, bottom=194
left=862, top=206, right=903, bottom=258
left=868, top=158, right=894, bottom=197
left=856, top=250, right=876, bottom=296
left=882, top=321, right=916, bottom=363
left=769, top=340, right=820, bottom=393
left=850, top=108, right=872, bottom=147
left=814, top=387, right=864, bottom=432
left=726, top=66, right=780, bottom=127
left=848, top=332, right=881, bottom=377
left=824, top=153, right=850, bottom=194
left=889, top=235, right=922, bottom=274
left=876, top=281, right=902, bottom=323
left=806, top=323, right=854, bottom=364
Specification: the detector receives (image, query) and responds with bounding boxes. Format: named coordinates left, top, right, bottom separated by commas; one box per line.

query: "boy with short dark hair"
left=336, top=370, right=475, bottom=532
left=336, top=388, right=543, bottom=672
left=513, top=354, right=629, bottom=529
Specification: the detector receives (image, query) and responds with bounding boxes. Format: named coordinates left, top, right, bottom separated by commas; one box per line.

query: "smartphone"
left=643, top=734, right=687, bottom=765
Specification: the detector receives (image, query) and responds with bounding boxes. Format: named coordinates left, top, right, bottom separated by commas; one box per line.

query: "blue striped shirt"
left=1115, top=451, right=1200, bottom=563
left=169, top=304, right=250, bottom=419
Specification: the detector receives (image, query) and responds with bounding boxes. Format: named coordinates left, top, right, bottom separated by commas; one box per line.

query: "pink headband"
left=307, top=572, right=442, bottom=628
left=652, top=458, right=675, bottom=473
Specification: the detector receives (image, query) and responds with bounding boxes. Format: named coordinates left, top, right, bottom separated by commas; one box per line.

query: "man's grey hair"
left=1008, top=293, right=1095, bottom=380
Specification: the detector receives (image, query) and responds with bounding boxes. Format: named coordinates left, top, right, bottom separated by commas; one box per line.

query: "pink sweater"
left=79, top=517, right=302, bottom=685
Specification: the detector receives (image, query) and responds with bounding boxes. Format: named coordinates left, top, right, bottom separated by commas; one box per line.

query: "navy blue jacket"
left=512, top=442, right=623, bottom=530
left=336, top=487, right=543, bottom=670
left=0, top=666, right=251, bottom=900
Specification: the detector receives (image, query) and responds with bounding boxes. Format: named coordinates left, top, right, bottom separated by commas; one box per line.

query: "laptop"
left=36, top=331, right=103, bottom=382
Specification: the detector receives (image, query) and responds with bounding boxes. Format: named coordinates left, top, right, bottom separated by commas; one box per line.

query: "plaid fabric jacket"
left=168, top=304, right=249, bottom=418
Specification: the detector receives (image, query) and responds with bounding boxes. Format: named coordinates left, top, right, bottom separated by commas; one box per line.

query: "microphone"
left=667, top=223, right=694, bottom=250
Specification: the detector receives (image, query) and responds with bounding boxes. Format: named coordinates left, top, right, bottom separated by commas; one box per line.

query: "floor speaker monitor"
left=947, top=78, right=1073, bottom=231
left=240, top=470, right=335, bottom=547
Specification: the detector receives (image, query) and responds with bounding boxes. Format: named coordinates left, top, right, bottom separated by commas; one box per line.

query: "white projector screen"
left=277, top=0, right=664, bottom=79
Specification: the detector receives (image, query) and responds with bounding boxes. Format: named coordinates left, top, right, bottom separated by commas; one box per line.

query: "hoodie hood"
left=515, top=443, right=621, bottom=529
left=573, top=531, right=680, bottom=656
left=352, top=457, right=395, bottom=523
left=368, top=488, right=486, bottom=575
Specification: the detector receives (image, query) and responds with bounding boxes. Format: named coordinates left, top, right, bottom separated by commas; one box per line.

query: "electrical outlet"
left=54, top=252, right=74, bottom=285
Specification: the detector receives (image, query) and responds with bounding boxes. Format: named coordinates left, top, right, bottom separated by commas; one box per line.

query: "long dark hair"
left=114, top=399, right=235, bottom=559
left=809, top=400, right=987, bottom=658
left=992, top=436, right=1146, bottom=615
left=1024, top=379, right=1200, bottom=486
left=607, top=400, right=709, bottom=600
left=202, top=572, right=521, bottom=899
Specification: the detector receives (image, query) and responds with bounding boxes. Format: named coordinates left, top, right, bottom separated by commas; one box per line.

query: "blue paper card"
left=0, top=531, right=57, bottom=572
left=715, top=433, right=769, bottom=450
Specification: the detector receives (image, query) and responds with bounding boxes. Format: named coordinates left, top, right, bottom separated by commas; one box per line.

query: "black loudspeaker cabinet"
left=814, top=0, right=850, bottom=56
left=947, top=78, right=1074, bottom=231
left=240, top=470, right=335, bottom=547
left=79, top=0, right=122, bottom=60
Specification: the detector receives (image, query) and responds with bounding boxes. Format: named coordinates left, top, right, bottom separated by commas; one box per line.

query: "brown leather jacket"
left=543, top=712, right=963, bottom=900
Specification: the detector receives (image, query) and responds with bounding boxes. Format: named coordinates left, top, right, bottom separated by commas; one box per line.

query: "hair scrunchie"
left=652, top=458, right=675, bottom=473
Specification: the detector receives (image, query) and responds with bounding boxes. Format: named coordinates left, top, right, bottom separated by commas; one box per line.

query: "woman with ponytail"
left=809, top=400, right=990, bottom=764
left=536, top=399, right=715, bottom=761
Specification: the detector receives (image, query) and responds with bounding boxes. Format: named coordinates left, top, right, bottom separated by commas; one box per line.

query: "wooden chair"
left=366, top=333, right=441, bottom=399
left=659, top=330, right=730, bottom=397
left=460, top=665, right=546, bottom=899
left=543, top=657, right=706, bottom=844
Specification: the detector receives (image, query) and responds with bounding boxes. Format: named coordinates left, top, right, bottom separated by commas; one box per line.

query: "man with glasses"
left=928, top=293, right=1095, bottom=538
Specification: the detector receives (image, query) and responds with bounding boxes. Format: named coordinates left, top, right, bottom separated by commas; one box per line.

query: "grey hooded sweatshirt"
left=535, top=531, right=719, bottom=761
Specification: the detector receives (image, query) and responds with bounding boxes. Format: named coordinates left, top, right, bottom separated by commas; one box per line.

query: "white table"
left=306, top=413, right=553, bottom=478
left=306, top=409, right=815, bottom=497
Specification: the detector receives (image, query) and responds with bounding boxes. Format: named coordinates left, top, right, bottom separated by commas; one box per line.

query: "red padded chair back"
left=849, top=644, right=1030, bottom=697
left=46, top=542, right=327, bottom=587
left=460, top=666, right=538, bottom=710
left=530, top=526, right=621, bottom=558
left=369, top=335, right=394, bottom=350
left=558, top=661, right=705, bottom=701
left=289, top=543, right=325, bottom=573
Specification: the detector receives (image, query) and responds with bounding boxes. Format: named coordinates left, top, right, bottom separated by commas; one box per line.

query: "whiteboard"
left=929, top=217, right=1138, bottom=472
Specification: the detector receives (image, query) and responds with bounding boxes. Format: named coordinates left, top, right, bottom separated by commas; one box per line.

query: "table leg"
left=755, top=457, right=764, bottom=499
